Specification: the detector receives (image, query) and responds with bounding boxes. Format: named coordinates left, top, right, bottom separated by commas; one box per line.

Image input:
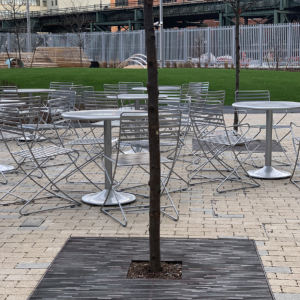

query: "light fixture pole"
left=26, top=0, right=31, bottom=52
left=159, top=0, right=163, bottom=68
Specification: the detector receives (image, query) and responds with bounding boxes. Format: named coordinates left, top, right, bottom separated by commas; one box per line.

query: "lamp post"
left=26, top=0, right=31, bottom=52
left=159, top=0, right=163, bottom=68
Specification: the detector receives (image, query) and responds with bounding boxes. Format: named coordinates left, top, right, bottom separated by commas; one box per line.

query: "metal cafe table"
left=4, top=88, right=56, bottom=97
left=232, top=101, right=300, bottom=179
left=132, top=86, right=181, bottom=92
left=117, top=94, right=167, bottom=110
left=61, top=109, right=146, bottom=206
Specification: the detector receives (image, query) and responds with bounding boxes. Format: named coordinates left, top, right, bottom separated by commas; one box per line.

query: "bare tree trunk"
left=144, top=0, right=161, bottom=273
left=233, top=0, right=240, bottom=131
left=30, top=48, right=36, bottom=68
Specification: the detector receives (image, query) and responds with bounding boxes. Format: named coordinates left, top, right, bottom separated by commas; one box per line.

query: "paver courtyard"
left=0, top=112, right=299, bottom=300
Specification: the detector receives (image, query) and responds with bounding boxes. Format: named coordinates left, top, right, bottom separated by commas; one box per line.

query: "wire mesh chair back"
left=181, top=83, right=202, bottom=100
left=191, top=82, right=209, bottom=92
left=103, top=83, right=127, bottom=94
left=158, top=86, right=181, bottom=99
left=118, top=110, right=181, bottom=153
left=160, top=97, right=191, bottom=127
left=83, top=91, right=119, bottom=110
left=47, top=98, right=73, bottom=144
left=68, top=86, right=94, bottom=110
left=59, top=84, right=83, bottom=90
left=190, top=90, right=226, bottom=136
left=119, top=82, right=144, bottom=94
left=0, top=96, right=41, bottom=148
left=49, top=82, right=73, bottom=89
left=0, top=86, right=18, bottom=100
left=235, top=90, right=270, bottom=102
left=48, top=90, right=77, bottom=111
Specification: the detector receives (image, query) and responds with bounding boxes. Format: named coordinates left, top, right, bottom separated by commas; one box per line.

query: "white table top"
left=233, top=101, right=300, bottom=110
left=117, top=94, right=167, bottom=100
left=132, top=86, right=181, bottom=91
left=62, top=109, right=147, bottom=121
left=4, top=89, right=56, bottom=93
left=0, top=99, right=22, bottom=103
left=0, top=102, right=25, bottom=107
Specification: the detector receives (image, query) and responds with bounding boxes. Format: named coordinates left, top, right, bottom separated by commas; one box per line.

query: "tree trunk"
left=233, top=0, right=240, bottom=131
left=144, top=0, right=161, bottom=273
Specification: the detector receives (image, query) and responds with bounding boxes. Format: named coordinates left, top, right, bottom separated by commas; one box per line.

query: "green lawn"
left=0, top=68, right=299, bottom=105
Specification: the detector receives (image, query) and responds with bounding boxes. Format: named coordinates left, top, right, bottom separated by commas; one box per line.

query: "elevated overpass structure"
left=0, top=0, right=300, bottom=33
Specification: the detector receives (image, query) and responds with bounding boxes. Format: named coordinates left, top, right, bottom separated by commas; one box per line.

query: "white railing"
left=0, top=23, right=299, bottom=67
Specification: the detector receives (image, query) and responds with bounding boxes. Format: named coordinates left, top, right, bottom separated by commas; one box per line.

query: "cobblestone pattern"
left=0, top=113, right=299, bottom=299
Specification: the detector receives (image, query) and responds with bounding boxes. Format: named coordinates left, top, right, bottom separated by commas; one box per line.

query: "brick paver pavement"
left=0, top=112, right=299, bottom=299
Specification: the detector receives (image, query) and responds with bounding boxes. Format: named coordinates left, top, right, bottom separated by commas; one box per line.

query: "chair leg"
left=290, top=141, right=300, bottom=189
left=0, top=171, right=8, bottom=185
left=100, top=165, right=128, bottom=227
left=216, top=142, right=261, bottom=193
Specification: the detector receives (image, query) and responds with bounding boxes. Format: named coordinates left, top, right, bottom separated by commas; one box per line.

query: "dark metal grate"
left=29, top=237, right=274, bottom=300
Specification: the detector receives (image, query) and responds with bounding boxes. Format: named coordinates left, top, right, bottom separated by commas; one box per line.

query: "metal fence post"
left=66, top=33, right=70, bottom=47
left=184, top=28, right=187, bottom=62
left=140, top=30, right=143, bottom=54
left=259, top=24, right=263, bottom=67
left=207, top=27, right=211, bottom=66
left=120, top=31, right=124, bottom=62
left=83, top=32, right=87, bottom=50
left=50, top=33, right=54, bottom=47
left=288, top=23, right=292, bottom=61
left=102, top=32, right=105, bottom=62
left=7, top=33, right=10, bottom=52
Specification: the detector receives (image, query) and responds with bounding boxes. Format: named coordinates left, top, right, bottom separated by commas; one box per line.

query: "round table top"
left=62, top=109, right=147, bottom=121
left=132, top=86, right=181, bottom=91
left=0, top=99, right=22, bottom=103
left=0, top=102, right=25, bottom=107
left=232, top=101, right=300, bottom=110
left=4, top=88, right=56, bottom=94
left=117, top=94, right=168, bottom=99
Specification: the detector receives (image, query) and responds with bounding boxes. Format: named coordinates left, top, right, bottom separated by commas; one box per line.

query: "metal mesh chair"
left=119, top=82, right=144, bottom=93
left=103, top=83, right=127, bottom=94
left=235, top=90, right=292, bottom=167
left=188, top=91, right=260, bottom=193
left=158, top=86, right=181, bottom=100
left=181, top=83, right=202, bottom=99
left=83, top=91, right=120, bottom=127
left=24, top=92, right=77, bottom=146
left=0, top=86, right=19, bottom=100
left=69, top=86, right=94, bottom=110
left=100, top=110, right=182, bottom=226
left=0, top=97, right=82, bottom=214
left=49, top=82, right=73, bottom=89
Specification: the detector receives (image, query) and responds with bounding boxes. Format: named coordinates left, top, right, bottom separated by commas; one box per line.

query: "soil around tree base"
left=127, top=261, right=182, bottom=279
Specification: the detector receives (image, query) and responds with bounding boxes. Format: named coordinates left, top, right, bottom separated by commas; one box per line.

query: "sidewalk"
left=0, top=112, right=299, bottom=300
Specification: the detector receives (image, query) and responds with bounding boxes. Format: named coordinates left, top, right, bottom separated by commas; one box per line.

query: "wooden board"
left=35, top=47, right=90, bottom=68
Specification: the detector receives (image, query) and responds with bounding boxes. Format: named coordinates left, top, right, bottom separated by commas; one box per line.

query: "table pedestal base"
left=82, top=189, right=136, bottom=206
left=0, top=164, right=14, bottom=173
left=247, top=166, right=290, bottom=179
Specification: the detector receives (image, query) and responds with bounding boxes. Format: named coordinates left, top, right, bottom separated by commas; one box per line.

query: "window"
left=115, top=0, right=128, bottom=7
left=55, top=0, right=57, bottom=5
left=51, top=0, right=53, bottom=5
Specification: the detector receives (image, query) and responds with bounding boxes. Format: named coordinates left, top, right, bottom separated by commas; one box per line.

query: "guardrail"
left=0, top=0, right=280, bottom=20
